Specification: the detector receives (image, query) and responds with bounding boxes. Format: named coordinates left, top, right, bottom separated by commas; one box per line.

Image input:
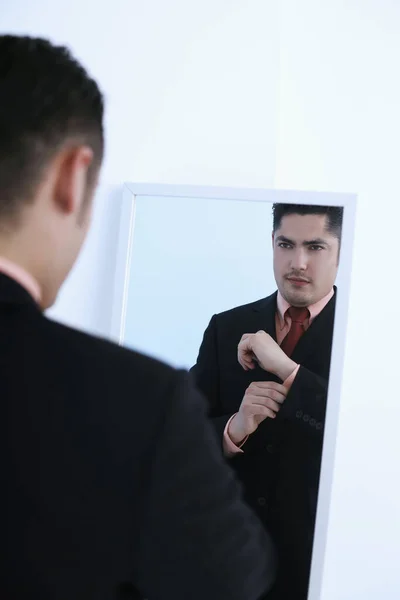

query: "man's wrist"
left=228, top=414, right=247, bottom=446
left=275, top=357, right=298, bottom=381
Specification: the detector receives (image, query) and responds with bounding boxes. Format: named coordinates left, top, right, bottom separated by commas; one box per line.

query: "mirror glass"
left=122, top=193, right=345, bottom=369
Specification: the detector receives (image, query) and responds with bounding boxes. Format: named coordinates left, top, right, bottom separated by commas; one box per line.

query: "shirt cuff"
left=283, top=364, right=300, bottom=391
left=223, top=414, right=248, bottom=457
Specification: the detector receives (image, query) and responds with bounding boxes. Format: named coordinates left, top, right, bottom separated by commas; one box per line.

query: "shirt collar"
left=276, top=287, right=334, bottom=329
left=0, top=257, right=42, bottom=304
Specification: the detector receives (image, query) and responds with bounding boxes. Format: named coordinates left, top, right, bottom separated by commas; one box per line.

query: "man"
left=0, top=35, right=277, bottom=600
left=191, top=203, right=342, bottom=599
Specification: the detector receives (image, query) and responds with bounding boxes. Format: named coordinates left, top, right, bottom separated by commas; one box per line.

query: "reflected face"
left=273, top=213, right=339, bottom=307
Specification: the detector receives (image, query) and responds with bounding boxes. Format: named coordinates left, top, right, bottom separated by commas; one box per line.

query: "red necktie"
left=280, top=306, right=309, bottom=357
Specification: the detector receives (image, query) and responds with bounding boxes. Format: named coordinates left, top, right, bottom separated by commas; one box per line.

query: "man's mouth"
left=286, top=277, right=310, bottom=286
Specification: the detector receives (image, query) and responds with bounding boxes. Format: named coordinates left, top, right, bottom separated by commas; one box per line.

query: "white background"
left=1, top=1, right=400, bottom=598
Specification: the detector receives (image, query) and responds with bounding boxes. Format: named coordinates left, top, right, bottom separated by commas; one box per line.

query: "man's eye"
left=310, top=245, right=324, bottom=251
left=278, top=243, right=292, bottom=249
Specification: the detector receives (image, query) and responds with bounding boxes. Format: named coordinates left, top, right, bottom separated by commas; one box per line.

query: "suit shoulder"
left=214, top=293, right=276, bottom=321
left=42, top=316, right=177, bottom=387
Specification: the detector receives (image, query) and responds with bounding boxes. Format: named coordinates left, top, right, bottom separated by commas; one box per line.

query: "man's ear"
left=52, top=145, right=94, bottom=215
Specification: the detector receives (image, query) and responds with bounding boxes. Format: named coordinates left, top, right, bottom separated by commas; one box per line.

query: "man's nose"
left=290, top=249, right=308, bottom=271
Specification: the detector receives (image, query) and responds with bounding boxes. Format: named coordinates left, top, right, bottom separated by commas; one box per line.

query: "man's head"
left=0, top=35, right=104, bottom=308
left=272, top=203, right=343, bottom=307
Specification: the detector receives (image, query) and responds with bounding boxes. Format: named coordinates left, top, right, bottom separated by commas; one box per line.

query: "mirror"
left=112, top=182, right=357, bottom=600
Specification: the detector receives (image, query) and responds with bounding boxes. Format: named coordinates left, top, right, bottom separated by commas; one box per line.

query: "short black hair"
left=272, top=203, right=343, bottom=241
left=0, top=35, right=104, bottom=222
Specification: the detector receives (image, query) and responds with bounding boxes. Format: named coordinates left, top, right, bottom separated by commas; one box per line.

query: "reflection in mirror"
left=113, top=184, right=356, bottom=600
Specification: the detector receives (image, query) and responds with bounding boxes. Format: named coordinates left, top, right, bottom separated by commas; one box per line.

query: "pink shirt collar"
left=0, top=257, right=41, bottom=304
left=277, top=287, right=334, bottom=328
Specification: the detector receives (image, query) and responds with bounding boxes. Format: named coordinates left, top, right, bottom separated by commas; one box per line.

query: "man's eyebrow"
left=303, top=238, right=329, bottom=246
left=275, top=235, right=329, bottom=246
left=275, top=235, right=294, bottom=244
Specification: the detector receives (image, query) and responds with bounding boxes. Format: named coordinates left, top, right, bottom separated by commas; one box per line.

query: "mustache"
left=285, top=273, right=311, bottom=283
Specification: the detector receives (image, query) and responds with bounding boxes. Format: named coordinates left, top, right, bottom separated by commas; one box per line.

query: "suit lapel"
left=250, top=291, right=278, bottom=341
left=239, top=292, right=280, bottom=383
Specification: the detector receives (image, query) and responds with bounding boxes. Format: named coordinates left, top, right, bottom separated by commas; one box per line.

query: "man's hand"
left=228, top=381, right=287, bottom=445
left=238, top=331, right=297, bottom=381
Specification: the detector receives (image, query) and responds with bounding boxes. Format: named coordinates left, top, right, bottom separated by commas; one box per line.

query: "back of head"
left=0, top=35, right=104, bottom=307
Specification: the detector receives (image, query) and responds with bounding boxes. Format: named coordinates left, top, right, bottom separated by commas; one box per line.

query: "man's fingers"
left=238, top=344, right=257, bottom=371
left=239, top=333, right=253, bottom=342
left=248, top=381, right=287, bottom=395
left=238, top=349, right=254, bottom=362
left=248, top=388, right=286, bottom=404
left=244, top=403, right=277, bottom=420
left=256, top=406, right=277, bottom=420
left=238, top=355, right=255, bottom=371
left=246, top=397, right=282, bottom=413
left=245, top=389, right=286, bottom=405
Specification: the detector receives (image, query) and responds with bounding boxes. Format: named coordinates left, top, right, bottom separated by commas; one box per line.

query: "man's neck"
left=276, top=288, right=334, bottom=325
left=0, top=255, right=42, bottom=304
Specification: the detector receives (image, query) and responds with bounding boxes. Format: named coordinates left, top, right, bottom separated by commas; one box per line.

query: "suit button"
left=310, top=418, right=316, bottom=426
left=303, top=414, right=310, bottom=422
left=266, top=444, right=274, bottom=453
left=316, top=422, right=323, bottom=430
left=257, top=497, right=267, bottom=507
left=296, top=410, right=303, bottom=418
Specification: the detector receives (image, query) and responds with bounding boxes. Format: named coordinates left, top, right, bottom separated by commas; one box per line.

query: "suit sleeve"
left=190, top=315, right=233, bottom=442
left=131, top=372, right=277, bottom=600
left=281, top=365, right=328, bottom=439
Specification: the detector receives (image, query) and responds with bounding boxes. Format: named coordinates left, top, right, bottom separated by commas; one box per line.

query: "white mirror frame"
left=111, top=182, right=357, bottom=600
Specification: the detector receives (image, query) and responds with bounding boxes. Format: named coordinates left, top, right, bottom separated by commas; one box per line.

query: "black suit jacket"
left=190, top=289, right=337, bottom=600
left=1, top=274, right=277, bottom=600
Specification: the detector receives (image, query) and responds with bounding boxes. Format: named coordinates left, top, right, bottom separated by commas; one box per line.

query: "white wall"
left=276, top=1, right=400, bottom=598
left=1, top=1, right=400, bottom=597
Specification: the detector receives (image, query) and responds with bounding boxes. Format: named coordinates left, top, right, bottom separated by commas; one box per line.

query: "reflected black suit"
left=1, top=274, right=277, bottom=600
left=190, top=288, right=337, bottom=600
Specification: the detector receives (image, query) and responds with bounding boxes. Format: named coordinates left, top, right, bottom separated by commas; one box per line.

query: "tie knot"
left=287, top=306, right=309, bottom=323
